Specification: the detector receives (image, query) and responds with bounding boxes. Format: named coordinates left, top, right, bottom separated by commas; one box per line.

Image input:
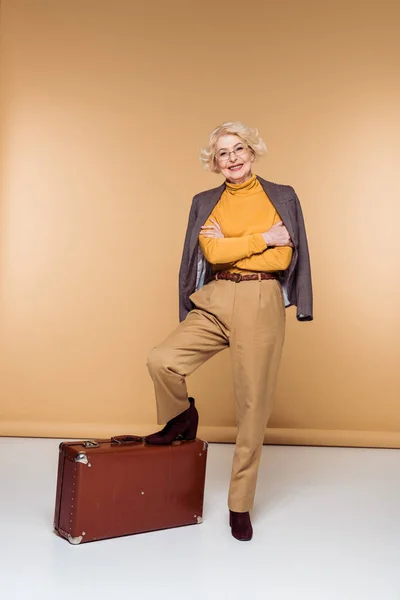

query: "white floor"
left=1, top=439, right=400, bottom=600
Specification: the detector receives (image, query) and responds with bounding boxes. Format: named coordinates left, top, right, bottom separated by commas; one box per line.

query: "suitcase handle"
left=111, top=435, right=143, bottom=445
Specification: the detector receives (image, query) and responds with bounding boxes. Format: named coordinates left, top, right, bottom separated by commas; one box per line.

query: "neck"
left=226, top=170, right=253, bottom=185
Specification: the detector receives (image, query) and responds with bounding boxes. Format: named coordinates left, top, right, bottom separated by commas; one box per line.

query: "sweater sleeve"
left=199, top=232, right=267, bottom=264
left=234, top=246, right=293, bottom=271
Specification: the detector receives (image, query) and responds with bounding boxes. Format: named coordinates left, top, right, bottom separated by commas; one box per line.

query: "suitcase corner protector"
left=67, top=534, right=84, bottom=545
left=56, top=527, right=84, bottom=545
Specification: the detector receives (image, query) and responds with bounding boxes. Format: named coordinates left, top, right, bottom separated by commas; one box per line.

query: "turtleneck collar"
left=225, top=173, right=258, bottom=193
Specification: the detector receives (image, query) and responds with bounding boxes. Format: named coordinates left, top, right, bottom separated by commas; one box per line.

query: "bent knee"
left=146, top=346, right=172, bottom=375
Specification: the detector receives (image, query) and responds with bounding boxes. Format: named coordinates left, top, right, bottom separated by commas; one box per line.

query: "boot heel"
left=184, top=406, right=198, bottom=440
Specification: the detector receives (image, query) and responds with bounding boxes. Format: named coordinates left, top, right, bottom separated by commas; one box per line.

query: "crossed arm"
left=199, top=217, right=293, bottom=271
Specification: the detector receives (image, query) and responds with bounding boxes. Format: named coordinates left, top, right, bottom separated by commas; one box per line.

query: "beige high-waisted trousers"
left=146, top=278, right=286, bottom=512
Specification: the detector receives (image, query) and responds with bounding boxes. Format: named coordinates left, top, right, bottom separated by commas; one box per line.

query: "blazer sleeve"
left=178, top=196, right=198, bottom=322
left=292, top=189, right=313, bottom=321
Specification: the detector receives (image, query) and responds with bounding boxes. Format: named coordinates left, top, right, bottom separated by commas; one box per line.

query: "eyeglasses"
left=215, top=143, right=249, bottom=162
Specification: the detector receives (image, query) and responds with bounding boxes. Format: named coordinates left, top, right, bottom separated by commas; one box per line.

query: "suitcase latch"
left=83, top=440, right=100, bottom=448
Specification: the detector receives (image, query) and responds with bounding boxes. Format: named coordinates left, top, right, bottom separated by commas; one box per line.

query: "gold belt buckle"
left=236, top=273, right=242, bottom=283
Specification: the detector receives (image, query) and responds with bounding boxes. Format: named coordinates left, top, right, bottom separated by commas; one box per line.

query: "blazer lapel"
left=257, top=176, right=297, bottom=245
left=188, top=183, right=226, bottom=258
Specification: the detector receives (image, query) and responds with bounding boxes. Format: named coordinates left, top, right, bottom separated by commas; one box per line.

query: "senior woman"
left=145, top=122, right=313, bottom=542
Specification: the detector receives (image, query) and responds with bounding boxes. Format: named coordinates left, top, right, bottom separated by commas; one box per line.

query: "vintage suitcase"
left=54, top=435, right=208, bottom=544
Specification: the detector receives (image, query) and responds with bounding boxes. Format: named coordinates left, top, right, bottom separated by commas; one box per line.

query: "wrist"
left=262, top=232, right=270, bottom=245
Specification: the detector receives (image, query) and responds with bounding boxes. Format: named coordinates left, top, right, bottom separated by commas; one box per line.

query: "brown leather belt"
left=206, top=270, right=278, bottom=284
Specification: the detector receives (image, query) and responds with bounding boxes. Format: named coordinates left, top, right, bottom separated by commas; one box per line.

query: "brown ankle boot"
left=229, top=510, right=253, bottom=541
left=144, top=397, right=198, bottom=445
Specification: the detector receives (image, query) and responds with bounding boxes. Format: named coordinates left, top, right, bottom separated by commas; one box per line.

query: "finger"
left=210, top=218, right=221, bottom=229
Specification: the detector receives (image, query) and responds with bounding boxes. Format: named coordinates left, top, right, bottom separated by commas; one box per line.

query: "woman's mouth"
left=228, top=164, right=243, bottom=171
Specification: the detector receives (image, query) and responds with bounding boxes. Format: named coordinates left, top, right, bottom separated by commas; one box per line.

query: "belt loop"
left=216, top=273, right=219, bottom=281
left=258, top=273, right=261, bottom=281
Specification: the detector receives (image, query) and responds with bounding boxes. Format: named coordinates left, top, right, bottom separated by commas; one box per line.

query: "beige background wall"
left=1, top=0, right=399, bottom=445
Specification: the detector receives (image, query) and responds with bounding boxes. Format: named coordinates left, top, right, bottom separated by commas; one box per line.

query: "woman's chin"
left=225, top=168, right=252, bottom=184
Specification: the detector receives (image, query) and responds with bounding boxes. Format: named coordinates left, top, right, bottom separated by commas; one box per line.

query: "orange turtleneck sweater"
left=198, top=174, right=293, bottom=273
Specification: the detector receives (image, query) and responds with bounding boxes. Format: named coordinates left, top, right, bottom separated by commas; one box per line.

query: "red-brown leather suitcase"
left=54, top=435, right=208, bottom=544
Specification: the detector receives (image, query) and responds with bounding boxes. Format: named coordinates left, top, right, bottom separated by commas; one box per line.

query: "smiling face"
left=215, top=134, right=254, bottom=184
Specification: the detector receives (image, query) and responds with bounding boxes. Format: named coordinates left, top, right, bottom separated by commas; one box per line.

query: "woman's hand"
left=262, top=221, right=294, bottom=247
left=200, top=218, right=225, bottom=238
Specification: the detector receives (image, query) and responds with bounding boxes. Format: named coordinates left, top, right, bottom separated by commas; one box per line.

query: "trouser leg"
left=228, top=280, right=286, bottom=512
left=146, top=282, right=230, bottom=424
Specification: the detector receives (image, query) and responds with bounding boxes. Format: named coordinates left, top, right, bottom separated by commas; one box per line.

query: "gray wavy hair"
left=200, top=121, right=267, bottom=173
